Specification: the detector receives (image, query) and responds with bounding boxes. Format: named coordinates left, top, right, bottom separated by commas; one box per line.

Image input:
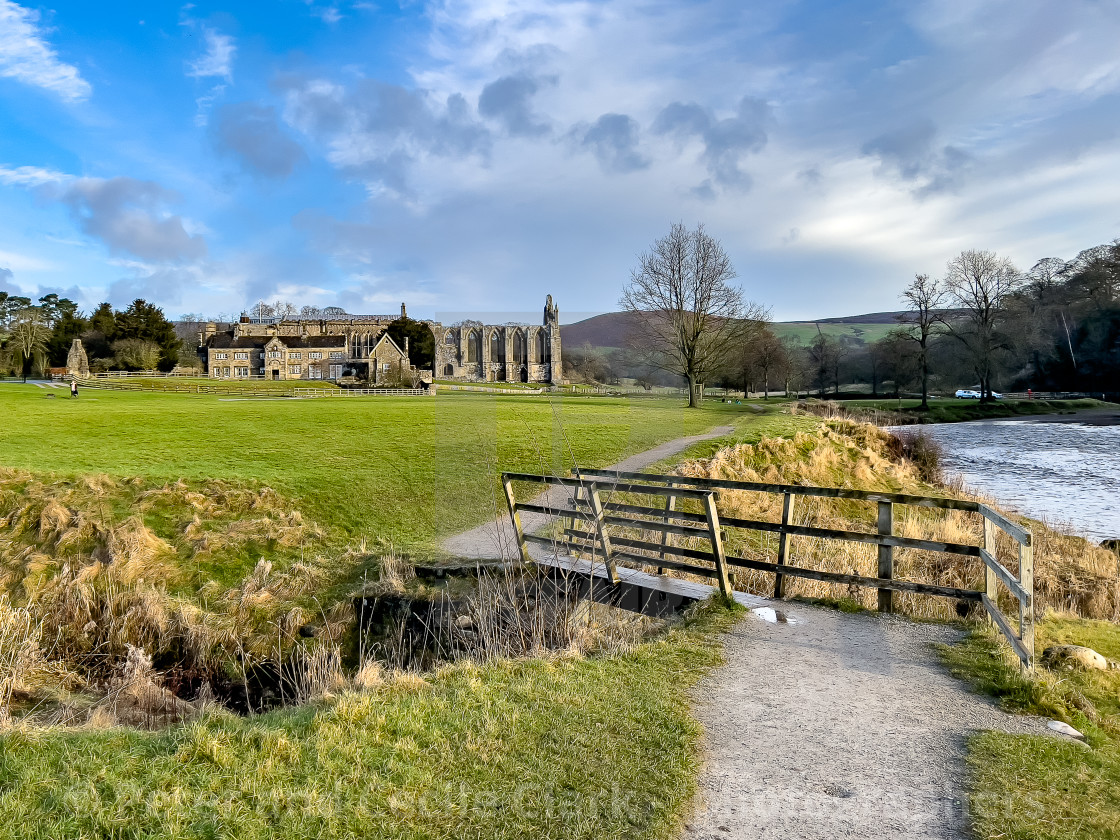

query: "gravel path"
left=682, top=603, right=1053, bottom=840
left=441, top=424, right=734, bottom=560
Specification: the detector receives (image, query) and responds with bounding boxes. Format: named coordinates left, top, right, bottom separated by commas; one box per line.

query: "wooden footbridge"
left=501, top=469, right=1037, bottom=668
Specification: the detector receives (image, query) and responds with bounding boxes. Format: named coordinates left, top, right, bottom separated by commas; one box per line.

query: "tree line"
left=0, top=294, right=187, bottom=379
left=613, top=225, right=1119, bottom=407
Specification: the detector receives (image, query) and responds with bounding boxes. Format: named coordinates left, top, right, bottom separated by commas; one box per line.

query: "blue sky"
left=1, top=0, right=1118, bottom=322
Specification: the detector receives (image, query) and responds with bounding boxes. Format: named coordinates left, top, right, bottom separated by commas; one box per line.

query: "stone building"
left=433, top=295, right=562, bottom=384
left=199, top=296, right=562, bottom=384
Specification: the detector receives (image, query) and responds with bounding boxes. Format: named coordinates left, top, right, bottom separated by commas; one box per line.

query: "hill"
left=560, top=310, right=909, bottom=350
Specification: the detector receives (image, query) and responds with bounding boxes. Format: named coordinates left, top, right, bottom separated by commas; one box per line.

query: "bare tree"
left=620, top=223, right=766, bottom=407
left=942, top=250, right=1022, bottom=401
left=740, top=326, right=786, bottom=399
left=897, top=273, right=947, bottom=410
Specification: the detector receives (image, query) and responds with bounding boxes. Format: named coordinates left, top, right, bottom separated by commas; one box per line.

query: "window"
left=309, top=352, right=322, bottom=360
left=329, top=364, right=342, bottom=379
left=445, top=332, right=456, bottom=345
left=309, top=367, right=322, bottom=379
left=289, top=352, right=302, bottom=360
left=214, top=352, right=228, bottom=360
left=490, top=331, right=505, bottom=363
left=513, top=330, right=526, bottom=364
left=537, top=330, right=550, bottom=364
left=235, top=367, right=249, bottom=377
left=466, top=330, right=480, bottom=363
left=329, top=351, right=343, bottom=360
left=382, top=362, right=390, bottom=372
left=268, top=351, right=281, bottom=359
left=234, top=352, right=248, bottom=360
left=289, top=365, right=302, bottom=376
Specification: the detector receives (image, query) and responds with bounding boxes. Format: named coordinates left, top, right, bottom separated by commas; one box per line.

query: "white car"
left=955, top=389, right=981, bottom=399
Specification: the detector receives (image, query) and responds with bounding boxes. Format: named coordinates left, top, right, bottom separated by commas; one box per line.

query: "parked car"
left=955, top=389, right=981, bottom=399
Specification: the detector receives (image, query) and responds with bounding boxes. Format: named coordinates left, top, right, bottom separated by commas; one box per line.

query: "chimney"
left=404, top=336, right=410, bottom=358
left=400, top=302, right=407, bottom=319
left=204, top=322, right=217, bottom=339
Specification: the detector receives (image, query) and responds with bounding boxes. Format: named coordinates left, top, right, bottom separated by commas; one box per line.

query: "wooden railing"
left=501, top=469, right=1035, bottom=669
left=292, top=387, right=428, bottom=397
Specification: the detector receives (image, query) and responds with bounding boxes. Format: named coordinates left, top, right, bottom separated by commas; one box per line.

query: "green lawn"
left=0, top=385, right=793, bottom=547
left=940, top=617, right=1120, bottom=839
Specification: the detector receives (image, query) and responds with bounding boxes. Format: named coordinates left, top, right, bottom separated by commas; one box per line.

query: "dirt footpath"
left=441, top=425, right=734, bottom=560
left=683, top=604, right=1052, bottom=840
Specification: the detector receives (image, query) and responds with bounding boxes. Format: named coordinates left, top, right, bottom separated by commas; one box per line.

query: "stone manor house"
left=199, top=296, right=563, bottom=385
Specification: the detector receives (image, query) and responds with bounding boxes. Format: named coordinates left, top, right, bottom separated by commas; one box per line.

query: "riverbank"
left=843, top=397, right=1115, bottom=424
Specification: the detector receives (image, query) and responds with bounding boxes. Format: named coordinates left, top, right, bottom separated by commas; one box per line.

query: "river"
left=908, top=415, right=1120, bottom=544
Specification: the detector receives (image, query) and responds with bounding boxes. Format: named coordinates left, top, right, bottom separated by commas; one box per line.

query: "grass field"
left=771, top=321, right=897, bottom=346
left=0, top=386, right=800, bottom=547
left=941, top=618, right=1120, bottom=839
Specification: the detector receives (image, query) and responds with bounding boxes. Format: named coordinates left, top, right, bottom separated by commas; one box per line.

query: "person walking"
left=70, top=379, right=78, bottom=398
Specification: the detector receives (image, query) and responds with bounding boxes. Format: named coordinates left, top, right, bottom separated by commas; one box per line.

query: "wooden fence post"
left=877, top=501, right=894, bottom=613
left=566, top=485, right=584, bottom=558
left=501, top=475, right=531, bottom=564
left=774, top=492, right=793, bottom=598
left=1019, top=536, right=1035, bottom=670
left=701, top=492, right=733, bottom=598
left=983, top=516, right=997, bottom=626
left=658, top=494, right=675, bottom=575
left=586, top=484, right=619, bottom=585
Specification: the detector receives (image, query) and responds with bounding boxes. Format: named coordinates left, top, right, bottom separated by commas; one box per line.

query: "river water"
left=908, top=417, right=1120, bottom=544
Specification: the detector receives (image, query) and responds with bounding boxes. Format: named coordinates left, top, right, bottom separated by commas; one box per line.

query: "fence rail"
left=502, top=469, right=1035, bottom=669
left=292, top=387, right=428, bottom=397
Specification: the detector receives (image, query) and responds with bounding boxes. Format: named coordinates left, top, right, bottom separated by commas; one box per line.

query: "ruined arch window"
left=512, top=330, right=526, bottom=365
left=444, top=364, right=454, bottom=377
left=466, top=330, right=480, bottom=363
left=490, top=331, right=505, bottom=363
left=537, top=330, right=550, bottom=364
left=445, top=331, right=456, bottom=345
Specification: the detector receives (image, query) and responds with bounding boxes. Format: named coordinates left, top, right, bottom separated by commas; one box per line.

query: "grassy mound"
left=673, top=419, right=1119, bottom=621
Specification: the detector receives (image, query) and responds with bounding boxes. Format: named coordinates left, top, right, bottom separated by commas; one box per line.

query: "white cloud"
left=0, top=0, right=90, bottom=102
left=188, top=27, right=236, bottom=80
left=0, top=164, right=70, bottom=187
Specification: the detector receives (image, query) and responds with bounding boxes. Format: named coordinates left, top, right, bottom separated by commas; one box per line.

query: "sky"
left=1, top=0, right=1118, bottom=323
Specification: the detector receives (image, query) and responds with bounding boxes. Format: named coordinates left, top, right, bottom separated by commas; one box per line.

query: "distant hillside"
left=560, top=312, right=639, bottom=350
left=812, top=311, right=907, bottom=324
left=561, top=310, right=909, bottom=350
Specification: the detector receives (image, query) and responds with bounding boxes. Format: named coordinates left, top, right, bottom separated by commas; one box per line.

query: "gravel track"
left=683, top=604, right=1052, bottom=839
left=440, top=424, right=734, bottom=560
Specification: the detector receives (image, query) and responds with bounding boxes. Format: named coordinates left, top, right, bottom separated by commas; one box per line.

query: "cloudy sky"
left=1, top=0, right=1118, bottom=322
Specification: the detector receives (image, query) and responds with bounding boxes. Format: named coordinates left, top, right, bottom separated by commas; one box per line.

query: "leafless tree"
left=620, top=223, right=766, bottom=407
left=897, top=273, right=947, bottom=410
left=271, top=300, right=299, bottom=320
left=740, top=325, right=786, bottom=399
left=942, top=250, right=1022, bottom=401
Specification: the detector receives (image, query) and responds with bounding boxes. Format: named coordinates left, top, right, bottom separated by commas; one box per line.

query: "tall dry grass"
left=659, top=419, right=1119, bottom=621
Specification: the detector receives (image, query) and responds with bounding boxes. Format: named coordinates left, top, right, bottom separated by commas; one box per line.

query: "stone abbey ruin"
left=197, top=295, right=563, bottom=384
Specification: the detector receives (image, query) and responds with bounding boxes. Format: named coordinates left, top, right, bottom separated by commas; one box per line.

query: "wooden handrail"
left=502, top=468, right=1035, bottom=669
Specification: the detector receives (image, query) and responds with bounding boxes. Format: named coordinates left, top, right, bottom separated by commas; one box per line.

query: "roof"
left=206, top=332, right=348, bottom=349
